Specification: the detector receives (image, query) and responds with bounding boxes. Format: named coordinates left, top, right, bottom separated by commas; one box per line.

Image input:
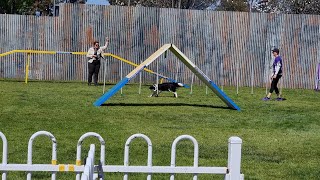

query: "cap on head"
left=272, top=48, right=279, bottom=54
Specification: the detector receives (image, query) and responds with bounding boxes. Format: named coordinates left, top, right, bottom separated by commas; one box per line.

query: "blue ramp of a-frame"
left=189, top=67, right=240, bottom=111
left=93, top=77, right=130, bottom=106
left=192, top=66, right=240, bottom=111
left=169, top=45, right=240, bottom=111
left=208, top=80, right=240, bottom=111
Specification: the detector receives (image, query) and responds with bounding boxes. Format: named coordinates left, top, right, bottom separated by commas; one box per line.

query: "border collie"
left=149, top=82, right=184, bottom=98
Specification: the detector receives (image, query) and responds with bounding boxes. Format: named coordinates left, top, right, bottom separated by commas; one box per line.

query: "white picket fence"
left=0, top=131, right=244, bottom=180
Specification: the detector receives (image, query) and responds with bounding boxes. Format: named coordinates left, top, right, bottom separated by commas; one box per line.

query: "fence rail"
left=0, top=131, right=244, bottom=179
left=0, top=4, right=319, bottom=89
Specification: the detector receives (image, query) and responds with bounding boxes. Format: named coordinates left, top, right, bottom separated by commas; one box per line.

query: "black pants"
left=269, top=75, right=282, bottom=94
left=88, top=60, right=100, bottom=84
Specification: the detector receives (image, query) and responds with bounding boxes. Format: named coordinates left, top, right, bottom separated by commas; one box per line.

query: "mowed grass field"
left=0, top=80, right=320, bottom=180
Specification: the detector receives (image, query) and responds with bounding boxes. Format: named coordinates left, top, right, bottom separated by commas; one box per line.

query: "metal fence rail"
left=0, top=131, right=244, bottom=179
left=0, top=4, right=319, bottom=89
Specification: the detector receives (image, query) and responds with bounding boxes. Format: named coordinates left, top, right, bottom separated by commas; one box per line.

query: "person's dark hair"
left=93, top=41, right=99, bottom=46
left=272, top=48, right=279, bottom=54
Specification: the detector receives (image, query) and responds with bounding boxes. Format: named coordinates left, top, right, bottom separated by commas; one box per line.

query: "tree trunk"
left=11, top=0, right=15, bottom=14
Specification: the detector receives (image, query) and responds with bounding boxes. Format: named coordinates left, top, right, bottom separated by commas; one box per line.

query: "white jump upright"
left=170, top=135, right=198, bottom=180
left=27, top=131, right=57, bottom=180
left=0, top=132, right=8, bottom=180
left=0, top=131, right=244, bottom=179
left=124, top=134, right=152, bottom=180
left=225, top=137, right=243, bottom=180
left=81, top=144, right=96, bottom=180
left=76, top=132, right=105, bottom=180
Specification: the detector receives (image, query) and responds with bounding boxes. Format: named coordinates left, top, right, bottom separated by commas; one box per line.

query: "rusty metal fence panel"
left=0, top=4, right=319, bottom=89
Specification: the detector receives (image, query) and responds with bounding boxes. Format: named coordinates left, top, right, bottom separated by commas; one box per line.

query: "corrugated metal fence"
left=0, top=4, right=319, bottom=89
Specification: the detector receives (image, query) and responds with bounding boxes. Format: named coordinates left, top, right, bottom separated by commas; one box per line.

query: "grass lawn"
left=0, top=80, right=320, bottom=179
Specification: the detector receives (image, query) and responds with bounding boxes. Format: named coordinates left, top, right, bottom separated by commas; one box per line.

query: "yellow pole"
left=25, top=53, right=31, bottom=84
left=160, top=78, right=164, bottom=84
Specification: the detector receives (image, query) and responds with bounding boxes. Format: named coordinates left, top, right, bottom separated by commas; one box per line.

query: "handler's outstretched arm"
left=100, top=37, right=109, bottom=50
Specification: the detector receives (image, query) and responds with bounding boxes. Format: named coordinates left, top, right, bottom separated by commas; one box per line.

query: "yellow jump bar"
left=0, top=49, right=160, bottom=78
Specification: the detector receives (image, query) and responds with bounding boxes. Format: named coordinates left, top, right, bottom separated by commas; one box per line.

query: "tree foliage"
left=109, top=0, right=216, bottom=9
left=0, top=0, right=53, bottom=15
left=287, top=0, right=320, bottom=14
left=254, top=0, right=320, bottom=14
left=1, top=0, right=320, bottom=15
left=216, top=0, right=248, bottom=12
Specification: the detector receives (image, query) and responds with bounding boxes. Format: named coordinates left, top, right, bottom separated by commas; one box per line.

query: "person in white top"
left=86, top=37, right=109, bottom=86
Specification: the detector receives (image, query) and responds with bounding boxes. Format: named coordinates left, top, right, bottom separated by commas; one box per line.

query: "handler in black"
left=263, top=48, right=283, bottom=101
left=86, top=37, right=109, bottom=86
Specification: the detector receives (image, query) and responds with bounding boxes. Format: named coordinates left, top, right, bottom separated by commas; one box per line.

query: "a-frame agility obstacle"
left=94, top=44, right=241, bottom=111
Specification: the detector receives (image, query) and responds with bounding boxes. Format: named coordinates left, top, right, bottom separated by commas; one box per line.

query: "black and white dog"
left=149, top=82, right=184, bottom=98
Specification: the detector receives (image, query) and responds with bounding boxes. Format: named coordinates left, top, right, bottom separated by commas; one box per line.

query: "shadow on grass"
left=102, top=103, right=231, bottom=109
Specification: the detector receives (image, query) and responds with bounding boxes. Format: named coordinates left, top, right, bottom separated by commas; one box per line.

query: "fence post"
left=27, top=131, right=57, bottom=180
left=88, top=144, right=95, bottom=180
left=170, top=135, right=199, bottom=180
left=226, top=136, right=242, bottom=180
left=103, top=56, right=108, bottom=94
left=76, top=132, right=105, bottom=180
left=120, top=60, right=123, bottom=95
left=0, top=132, right=8, bottom=180
left=315, top=62, right=320, bottom=91
left=81, top=144, right=95, bottom=180
left=138, top=61, right=142, bottom=94
left=124, top=134, right=152, bottom=180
